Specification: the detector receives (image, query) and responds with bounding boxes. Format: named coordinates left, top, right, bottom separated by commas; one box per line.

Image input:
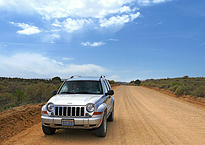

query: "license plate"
left=62, top=119, right=74, bottom=126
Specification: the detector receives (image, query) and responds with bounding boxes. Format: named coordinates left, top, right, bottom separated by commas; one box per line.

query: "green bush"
left=134, top=79, right=141, bottom=85
left=148, top=82, right=156, bottom=87
left=7, top=104, right=16, bottom=108
left=175, top=86, right=186, bottom=96
left=109, top=80, right=117, bottom=84
left=141, top=77, right=205, bottom=98
left=15, top=89, right=24, bottom=105
left=25, top=82, right=57, bottom=103
left=159, top=83, right=167, bottom=89
left=3, top=105, right=8, bottom=110
left=192, top=86, right=205, bottom=98
left=169, top=85, right=179, bottom=92
left=172, top=82, right=183, bottom=86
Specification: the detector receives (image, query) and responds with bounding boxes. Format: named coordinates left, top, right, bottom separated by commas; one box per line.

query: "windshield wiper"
left=60, top=91, right=98, bottom=94
left=77, top=91, right=90, bottom=94
left=60, top=92, right=74, bottom=94
left=78, top=91, right=99, bottom=94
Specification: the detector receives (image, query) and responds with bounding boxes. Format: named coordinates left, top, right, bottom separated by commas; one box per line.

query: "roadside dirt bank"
left=0, top=103, right=44, bottom=143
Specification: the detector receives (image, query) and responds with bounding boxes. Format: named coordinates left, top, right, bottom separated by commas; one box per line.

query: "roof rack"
left=100, top=75, right=105, bottom=78
left=70, top=75, right=81, bottom=79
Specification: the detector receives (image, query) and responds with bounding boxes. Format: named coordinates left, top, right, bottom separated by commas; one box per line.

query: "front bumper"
left=41, top=115, right=102, bottom=129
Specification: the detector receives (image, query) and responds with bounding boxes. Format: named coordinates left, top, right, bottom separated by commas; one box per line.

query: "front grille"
left=54, top=106, right=85, bottom=117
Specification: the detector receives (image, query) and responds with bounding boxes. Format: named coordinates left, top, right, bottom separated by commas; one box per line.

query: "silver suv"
left=41, top=75, right=114, bottom=137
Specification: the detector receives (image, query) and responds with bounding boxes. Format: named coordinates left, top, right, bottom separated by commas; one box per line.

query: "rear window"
left=59, top=81, right=103, bottom=94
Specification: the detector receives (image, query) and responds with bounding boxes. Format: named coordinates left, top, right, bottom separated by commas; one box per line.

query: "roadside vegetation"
left=129, top=79, right=142, bottom=86
left=140, top=76, right=205, bottom=98
left=0, top=77, right=62, bottom=112
left=108, top=80, right=118, bottom=85
left=0, top=77, right=119, bottom=112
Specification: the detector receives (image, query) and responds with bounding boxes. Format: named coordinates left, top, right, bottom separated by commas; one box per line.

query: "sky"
left=0, top=0, right=205, bottom=82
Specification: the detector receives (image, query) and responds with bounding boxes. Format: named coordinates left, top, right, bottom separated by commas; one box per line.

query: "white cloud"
left=109, top=39, right=119, bottom=41
left=138, top=0, right=171, bottom=5
left=52, top=19, right=62, bottom=27
left=2, top=0, right=170, bottom=40
left=99, top=15, right=129, bottom=27
left=197, top=42, right=205, bottom=48
left=10, top=22, right=41, bottom=35
left=154, top=21, right=163, bottom=26
left=120, top=6, right=131, bottom=13
left=130, top=12, right=141, bottom=21
left=153, top=0, right=168, bottom=3
left=62, top=58, right=74, bottom=60
left=42, top=33, right=60, bottom=43
left=51, top=34, right=60, bottom=40
left=108, top=75, right=120, bottom=80
left=99, top=12, right=140, bottom=27
left=81, top=41, right=106, bottom=47
left=138, top=0, right=150, bottom=6
left=62, top=18, right=93, bottom=33
left=0, top=53, right=107, bottom=78
left=0, top=0, right=135, bottom=19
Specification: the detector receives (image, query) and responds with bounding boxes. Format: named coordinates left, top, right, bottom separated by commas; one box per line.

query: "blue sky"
left=0, top=0, right=204, bottom=82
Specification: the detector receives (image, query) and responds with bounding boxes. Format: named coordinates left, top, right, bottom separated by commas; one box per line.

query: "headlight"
left=47, top=103, right=54, bottom=112
left=86, top=103, right=95, bottom=113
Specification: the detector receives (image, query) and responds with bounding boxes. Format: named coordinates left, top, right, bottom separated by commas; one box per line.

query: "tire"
left=107, top=104, right=114, bottom=122
left=96, top=113, right=107, bottom=137
left=42, top=124, right=56, bottom=135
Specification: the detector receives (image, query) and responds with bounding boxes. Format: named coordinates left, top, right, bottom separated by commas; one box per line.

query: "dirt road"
left=2, top=86, right=205, bottom=145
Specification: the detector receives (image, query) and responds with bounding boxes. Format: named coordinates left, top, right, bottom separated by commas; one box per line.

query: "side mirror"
left=106, top=90, right=114, bottom=96
left=52, top=90, right=57, bottom=95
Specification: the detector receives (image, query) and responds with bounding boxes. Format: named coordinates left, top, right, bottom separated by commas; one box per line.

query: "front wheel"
left=42, top=124, right=56, bottom=135
left=96, top=113, right=107, bottom=137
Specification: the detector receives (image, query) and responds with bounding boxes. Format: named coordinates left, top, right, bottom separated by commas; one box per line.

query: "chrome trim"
left=54, top=106, right=85, bottom=117
left=41, top=115, right=102, bottom=129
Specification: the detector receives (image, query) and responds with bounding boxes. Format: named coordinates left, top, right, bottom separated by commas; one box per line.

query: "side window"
left=102, top=80, right=108, bottom=94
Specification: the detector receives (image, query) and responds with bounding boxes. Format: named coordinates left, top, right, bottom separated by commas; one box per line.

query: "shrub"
left=52, top=76, right=61, bottom=84
left=8, top=104, right=16, bottom=108
left=148, top=82, right=156, bottom=87
left=169, top=85, right=179, bottom=92
left=1, top=93, right=14, bottom=104
left=192, top=86, right=205, bottom=98
left=3, top=105, right=8, bottom=110
left=15, top=89, right=24, bottom=105
left=109, top=80, right=117, bottom=84
left=159, top=83, right=168, bottom=89
left=25, top=82, right=57, bottom=103
left=172, top=82, right=183, bottom=86
left=0, top=85, right=4, bottom=92
left=183, top=75, right=189, bottom=79
left=175, top=86, right=186, bottom=96
left=134, top=79, right=141, bottom=85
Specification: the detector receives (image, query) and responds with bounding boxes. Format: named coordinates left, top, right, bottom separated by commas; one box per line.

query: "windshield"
left=59, top=81, right=103, bottom=94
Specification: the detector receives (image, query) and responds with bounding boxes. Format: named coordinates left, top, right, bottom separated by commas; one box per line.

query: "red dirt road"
left=2, top=86, right=205, bottom=145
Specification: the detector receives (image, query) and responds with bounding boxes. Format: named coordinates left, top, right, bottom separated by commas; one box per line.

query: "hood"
left=48, top=94, right=103, bottom=106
